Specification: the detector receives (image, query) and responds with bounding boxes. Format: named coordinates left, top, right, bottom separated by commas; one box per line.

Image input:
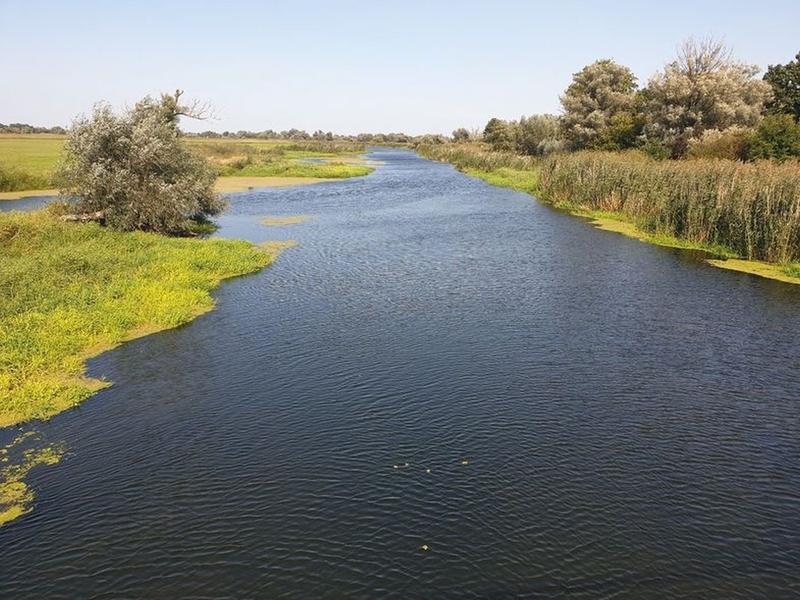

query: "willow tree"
left=643, top=39, right=772, bottom=157
left=57, top=91, right=223, bottom=234
left=560, top=59, right=639, bottom=150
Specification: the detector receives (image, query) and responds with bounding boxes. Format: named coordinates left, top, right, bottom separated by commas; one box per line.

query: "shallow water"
left=2, top=149, right=799, bottom=598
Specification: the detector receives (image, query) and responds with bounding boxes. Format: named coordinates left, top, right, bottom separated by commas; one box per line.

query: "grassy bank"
left=0, top=134, right=65, bottom=192
left=0, top=210, right=285, bottom=428
left=418, top=144, right=800, bottom=283
left=0, top=135, right=373, bottom=194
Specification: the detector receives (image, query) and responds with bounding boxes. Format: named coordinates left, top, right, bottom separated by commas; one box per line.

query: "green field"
left=0, top=135, right=373, bottom=194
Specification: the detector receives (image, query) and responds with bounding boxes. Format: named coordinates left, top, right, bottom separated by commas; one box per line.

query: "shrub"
left=686, top=127, right=754, bottom=161
left=56, top=91, right=223, bottom=235
left=516, top=114, right=563, bottom=156
left=748, top=114, right=800, bottom=161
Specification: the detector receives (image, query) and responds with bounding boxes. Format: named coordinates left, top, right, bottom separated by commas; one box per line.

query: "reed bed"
left=419, top=144, right=800, bottom=263
left=417, top=143, right=537, bottom=172
left=539, top=153, right=800, bottom=263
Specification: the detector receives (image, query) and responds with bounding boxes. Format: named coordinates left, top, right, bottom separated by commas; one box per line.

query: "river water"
left=2, top=149, right=799, bottom=598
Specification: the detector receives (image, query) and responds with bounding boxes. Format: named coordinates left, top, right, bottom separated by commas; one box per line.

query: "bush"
left=686, top=127, right=754, bottom=161
left=748, top=114, right=800, bottom=162
left=516, top=115, right=563, bottom=156
left=56, top=91, right=223, bottom=235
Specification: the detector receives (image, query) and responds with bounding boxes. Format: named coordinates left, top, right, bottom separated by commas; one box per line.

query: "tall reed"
left=419, top=143, right=800, bottom=263
left=539, top=152, right=800, bottom=262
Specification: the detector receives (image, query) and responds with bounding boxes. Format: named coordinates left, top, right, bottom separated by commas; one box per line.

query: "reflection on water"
left=1, top=150, right=799, bottom=598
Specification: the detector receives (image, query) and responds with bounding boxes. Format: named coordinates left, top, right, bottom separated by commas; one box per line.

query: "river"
left=1, top=149, right=799, bottom=598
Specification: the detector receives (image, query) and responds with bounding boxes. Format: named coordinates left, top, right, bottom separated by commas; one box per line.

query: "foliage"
left=0, top=209, right=275, bottom=427
left=748, top=113, right=800, bottom=161
left=516, top=114, right=564, bottom=155
left=643, top=38, right=772, bottom=157
left=483, top=118, right=516, bottom=151
left=452, top=127, right=471, bottom=142
left=764, top=51, right=800, bottom=121
left=560, top=59, right=639, bottom=150
left=686, top=126, right=754, bottom=161
left=56, top=91, right=223, bottom=234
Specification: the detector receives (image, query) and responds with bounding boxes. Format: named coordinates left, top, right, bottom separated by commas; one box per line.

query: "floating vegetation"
left=420, top=544, right=430, bottom=552
left=393, top=462, right=410, bottom=470
left=0, top=432, right=65, bottom=527
left=261, top=215, right=314, bottom=226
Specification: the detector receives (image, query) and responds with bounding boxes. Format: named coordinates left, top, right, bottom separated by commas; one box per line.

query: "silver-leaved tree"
left=57, top=90, right=223, bottom=234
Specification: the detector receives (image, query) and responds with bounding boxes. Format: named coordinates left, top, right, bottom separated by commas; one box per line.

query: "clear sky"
left=2, top=0, right=798, bottom=135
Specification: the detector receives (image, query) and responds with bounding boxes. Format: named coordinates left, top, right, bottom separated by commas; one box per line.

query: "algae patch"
left=261, top=215, right=313, bottom=226
left=260, top=240, right=298, bottom=254
left=0, top=432, right=65, bottom=527
left=707, top=258, right=800, bottom=285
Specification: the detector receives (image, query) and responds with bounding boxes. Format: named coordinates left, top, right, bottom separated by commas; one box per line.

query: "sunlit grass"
left=0, top=209, right=283, bottom=427
left=0, top=135, right=372, bottom=193
left=0, top=134, right=65, bottom=192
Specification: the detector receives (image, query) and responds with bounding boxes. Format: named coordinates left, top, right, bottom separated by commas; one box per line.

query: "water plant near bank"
left=418, top=143, right=800, bottom=278
left=0, top=209, right=282, bottom=428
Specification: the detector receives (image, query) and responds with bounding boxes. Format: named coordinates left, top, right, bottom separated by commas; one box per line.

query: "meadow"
left=418, top=143, right=800, bottom=283
left=0, top=135, right=373, bottom=195
left=0, top=208, right=285, bottom=428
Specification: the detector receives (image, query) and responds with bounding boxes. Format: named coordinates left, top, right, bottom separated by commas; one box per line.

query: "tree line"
left=0, top=123, right=67, bottom=135
left=458, top=40, right=800, bottom=162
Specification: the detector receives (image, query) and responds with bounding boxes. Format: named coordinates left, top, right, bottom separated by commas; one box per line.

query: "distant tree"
left=516, top=114, right=563, bottom=155
left=452, top=127, right=470, bottom=142
left=747, top=113, right=800, bottom=161
left=764, top=51, right=800, bottom=121
left=643, top=38, right=772, bottom=157
left=56, top=90, right=223, bottom=234
left=483, top=118, right=516, bottom=151
left=560, top=59, right=638, bottom=150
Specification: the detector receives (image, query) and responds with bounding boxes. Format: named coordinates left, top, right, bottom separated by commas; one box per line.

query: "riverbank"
left=0, top=209, right=289, bottom=429
left=418, top=144, right=800, bottom=285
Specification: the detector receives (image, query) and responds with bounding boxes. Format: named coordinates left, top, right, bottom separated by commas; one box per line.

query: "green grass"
left=465, top=167, right=539, bottom=195
left=0, top=209, right=280, bottom=428
left=0, top=135, right=372, bottom=194
left=231, top=161, right=372, bottom=179
left=0, top=135, right=65, bottom=192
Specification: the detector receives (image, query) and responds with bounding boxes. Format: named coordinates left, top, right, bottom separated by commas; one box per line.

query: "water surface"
left=2, top=149, right=799, bottom=598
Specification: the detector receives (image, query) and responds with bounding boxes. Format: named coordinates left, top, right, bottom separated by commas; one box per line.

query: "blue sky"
left=2, top=0, right=798, bottom=134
